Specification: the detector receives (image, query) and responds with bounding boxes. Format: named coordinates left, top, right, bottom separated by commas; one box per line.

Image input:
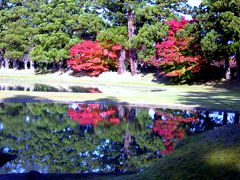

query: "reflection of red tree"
left=67, top=104, right=120, bottom=126
left=153, top=111, right=197, bottom=155
left=88, top=88, right=102, bottom=93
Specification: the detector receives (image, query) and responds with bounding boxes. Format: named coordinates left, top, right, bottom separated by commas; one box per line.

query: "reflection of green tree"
left=0, top=103, right=82, bottom=172
left=0, top=103, right=164, bottom=173
left=78, top=107, right=165, bottom=171
left=124, top=109, right=164, bottom=170
left=133, top=110, right=164, bottom=152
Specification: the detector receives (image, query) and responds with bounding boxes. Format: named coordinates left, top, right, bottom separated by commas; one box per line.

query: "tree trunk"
left=0, top=60, right=3, bottom=69
left=118, top=48, right=126, bottom=74
left=156, top=68, right=161, bottom=79
left=234, top=112, right=239, bottom=124
left=4, top=58, right=9, bottom=69
left=128, top=107, right=136, bottom=122
left=24, top=60, right=28, bottom=70
left=23, top=54, right=29, bottom=70
left=123, top=123, right=132, bottom=159
left=13, top=60, right=18, bottom=69
left=224, top=58, right=231, bottom=80
left=205, top=111, right=214, bottom=130
left=118, top=105, right=125, bottom=119
left=236, top=52, right=240, bottom=80
left=0, top=51, right=3, bottom=69
left=52, top=62, right=58, bottom=71
left=30, top=59, right=35, bottom=70
left=223, top=112, right=228, bottom=125
left=23, top=53, right=33, bottom=70
left=128, top=9, right=137, bottom=76
left=59, top=61, right=64, bottom=71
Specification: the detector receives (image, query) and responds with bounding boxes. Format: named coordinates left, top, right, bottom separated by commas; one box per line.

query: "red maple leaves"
left=152, top=18, right=201, bottom=78
left=67, top=40, right=121, bottom=76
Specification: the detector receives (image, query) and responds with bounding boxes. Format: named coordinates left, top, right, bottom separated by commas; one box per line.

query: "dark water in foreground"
left=0, top=103, right=239, bottom=174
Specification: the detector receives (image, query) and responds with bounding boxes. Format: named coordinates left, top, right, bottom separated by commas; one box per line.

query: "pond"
left=0, top=83, right=164, bottom=94
left=0, top=84, right=102, bottom=93
left=0, top=102, right=239, bottom=174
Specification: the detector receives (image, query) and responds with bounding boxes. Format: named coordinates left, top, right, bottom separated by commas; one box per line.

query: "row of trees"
left=0, top=0, right=105, bottom=70
left=0, top=0, right=239, bottom=83
left=0, top=0, right=188, bottom=72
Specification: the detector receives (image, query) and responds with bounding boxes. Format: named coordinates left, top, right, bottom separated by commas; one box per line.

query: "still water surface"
left=0, top=84, right=102, bottom=93
left=0, top=103, right=239, bottom=174
left=0, top=83, right=164, bottom=94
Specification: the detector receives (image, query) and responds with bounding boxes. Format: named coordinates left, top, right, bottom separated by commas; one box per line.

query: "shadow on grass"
left=0, top=95, right=129, bottom=106
left=35, top=69, right=59, bottom=75
left=68, top=70, right=93, bottom=78
left=177, top=91, right=240, bottom=112
left=0, top=95, right=56, bottom=103
left=212, top=80, right=240, bottom=90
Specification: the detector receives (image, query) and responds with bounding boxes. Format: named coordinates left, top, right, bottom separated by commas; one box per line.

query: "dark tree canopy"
left=188, top=0, right=240, bottom=80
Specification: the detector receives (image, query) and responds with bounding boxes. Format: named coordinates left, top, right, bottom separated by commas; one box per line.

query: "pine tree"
left=30, top=0, right=105, bottom=71
left=0, top=0, right=34, bottom=69
left=189, top=0, right=240, bottom=80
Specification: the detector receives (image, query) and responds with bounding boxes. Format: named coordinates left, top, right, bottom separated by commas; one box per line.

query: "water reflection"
left=0, top=103, right=239, bottom=174
left=0, top=84, right=102, bottom=93
left=153, top=111, right=197, bottom=155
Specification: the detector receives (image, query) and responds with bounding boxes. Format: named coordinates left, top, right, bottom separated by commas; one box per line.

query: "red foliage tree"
left=151, top=18, right=202, bottom=81
left=67, top=104, right=120, bottom=126
left=67, top=40, right=121, bottom=76
left=152, top=111, right=197, bottom=155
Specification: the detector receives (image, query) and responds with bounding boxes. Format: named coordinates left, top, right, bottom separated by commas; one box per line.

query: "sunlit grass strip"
left=0, top=90, right=239, bottom=111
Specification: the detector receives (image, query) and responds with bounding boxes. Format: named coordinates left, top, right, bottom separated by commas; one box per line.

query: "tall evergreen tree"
left=0, top=0, right=48, bottom=70
left=30, top=0, right=106, bottom=71
left=0, top=0, right=33, bottom=69
left=0, top=0, right=106, bottom=71
left=188, top=0, right=240, bottom=80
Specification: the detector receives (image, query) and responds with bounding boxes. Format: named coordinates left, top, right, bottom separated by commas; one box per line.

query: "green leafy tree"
left=188, top=0, right=240, bottom=80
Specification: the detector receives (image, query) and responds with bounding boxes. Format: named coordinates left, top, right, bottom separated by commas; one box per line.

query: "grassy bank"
left=113, top=125, right=240, bottom=180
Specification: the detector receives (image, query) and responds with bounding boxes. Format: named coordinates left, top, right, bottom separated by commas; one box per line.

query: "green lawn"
left=0, top=71, right=240, bottom=111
